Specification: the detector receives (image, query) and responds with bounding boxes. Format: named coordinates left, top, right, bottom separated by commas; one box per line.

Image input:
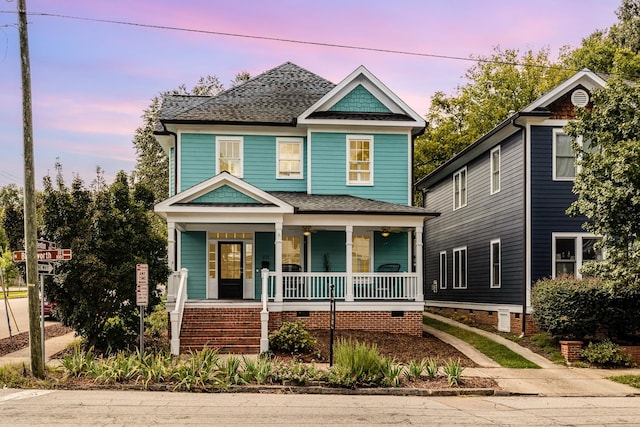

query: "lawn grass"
left=1, top=290, right=28, bottom=299
left=609, top=375, right=640, bottom=388
left=423, top=315, right=540, bottom=369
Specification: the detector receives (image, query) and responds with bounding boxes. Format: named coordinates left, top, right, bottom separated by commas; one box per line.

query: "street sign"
left=37, top=263, right=54, bottom=275
left=12, top=249, right=72, bottom=263
left=136, top=263, right=149, bottom=306
left=37, top=239, right=57, bottom=250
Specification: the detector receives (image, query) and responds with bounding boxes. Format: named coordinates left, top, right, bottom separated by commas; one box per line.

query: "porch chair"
left=377, top=263, right=400, bottom=272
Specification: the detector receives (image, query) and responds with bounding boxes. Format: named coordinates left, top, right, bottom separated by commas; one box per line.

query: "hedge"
left=532, top=277, right=640, bottom=340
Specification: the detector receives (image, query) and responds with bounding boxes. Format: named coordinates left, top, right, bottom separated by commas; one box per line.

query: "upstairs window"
left=216, top=136, right=243, bottom=177
left=347, top=135, right=373, bottom=185
left=453, top=167, right=467, bottom=210
left=553, top=130, right=575, bottom=180
left=277, top=138, right=303, bottom=179
left=490, top=146, right=501, bottom=194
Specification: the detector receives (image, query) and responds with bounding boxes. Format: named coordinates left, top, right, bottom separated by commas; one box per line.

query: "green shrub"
left=333, top=338, right=385, bottom=384
left=442, top=358, right=465, bottom=386
left=268, top=321, right=317, bottom=355
left=531, top=277, right=605, bottom=339
left=581, top=340, right=634, bottom=368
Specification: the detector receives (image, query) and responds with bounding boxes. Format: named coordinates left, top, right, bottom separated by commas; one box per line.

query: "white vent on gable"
left=571, top=89, right=589, bottom=107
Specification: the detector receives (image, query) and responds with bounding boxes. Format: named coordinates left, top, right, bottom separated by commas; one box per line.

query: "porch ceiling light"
left=303, top=226, right=311, bottom=236
left=381, top=227, right=390, bottom=238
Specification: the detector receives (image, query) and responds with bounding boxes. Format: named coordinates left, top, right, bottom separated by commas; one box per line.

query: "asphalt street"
left=1, top=388, right=640, bottom=426
left=1, top=296, right=56, bottom=340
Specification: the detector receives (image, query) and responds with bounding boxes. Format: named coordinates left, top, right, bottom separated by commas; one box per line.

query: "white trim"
left=522, top=69, right=606, bottom=113
left=346, top=134, right=374, bottom=186
left=425, top=300, right=525, bottom=314
left=276, top=137, right=304, bottom=180
left=298, top=65, right=425, bottom=127
left=452, top=246, right=467, bottom=289
left=490, top=239, right=501, bottom=289
left=490, top=146, right=501, bottom=194
left=215, top=135, right=244, bottom=178
left=407, top=130, right=413, bottom=206
left=439, top=250, right=447, bottom=289
left=552, top=129, right=575, bottom=181
left=452, top=166, right=467, bottom=210
left=551, top=232, right=602, bottom=279
left=155, top=171, right=295, bottom=217
left=307, top=128, right=312, bottom=194
left=525, top=123, right=532, bottom=309
left=268, top=301, right=424, bottom=312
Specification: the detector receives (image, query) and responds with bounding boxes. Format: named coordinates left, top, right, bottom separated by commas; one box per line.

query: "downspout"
left=161, top=123, right=179, bottom=270
left=511, top=115, right=527, bottom=336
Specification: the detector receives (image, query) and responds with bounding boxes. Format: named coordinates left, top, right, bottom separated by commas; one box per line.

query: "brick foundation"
left=269, top=310, right=423, bottom=336
left=428, top=307, right=540, bottom=336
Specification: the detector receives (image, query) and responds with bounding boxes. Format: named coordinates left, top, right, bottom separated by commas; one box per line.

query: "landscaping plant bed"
left=0, top=324, right=73, bottom=357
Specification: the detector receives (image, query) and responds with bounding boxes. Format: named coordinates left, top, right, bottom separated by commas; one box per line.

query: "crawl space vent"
left=571, top=89, right=589, bottom=107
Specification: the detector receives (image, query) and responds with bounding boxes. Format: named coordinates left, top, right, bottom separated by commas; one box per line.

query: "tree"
left=415, top=47, right=569, bottom=181
left=42, top=169, right=170, bottom=351
left=132, top=73, right=250, bottom=203
left=0, top=184, right=25, bottom=251
left=565, top=78, right=640, bottom=284
left=561, top=0, right=640, bottom=80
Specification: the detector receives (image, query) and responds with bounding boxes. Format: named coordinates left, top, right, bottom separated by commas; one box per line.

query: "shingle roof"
left=158, top=62, right=336, bottom=125
left=269, top=192, right=437, bottom=216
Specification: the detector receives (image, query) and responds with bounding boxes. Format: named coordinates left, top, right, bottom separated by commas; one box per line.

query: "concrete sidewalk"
left=424, top=311, right=640, bottom=396
left=0, top=331, right=77, bottom=367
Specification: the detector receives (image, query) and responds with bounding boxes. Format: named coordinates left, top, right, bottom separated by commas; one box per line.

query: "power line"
left=0, top=10, right=586, bottom=74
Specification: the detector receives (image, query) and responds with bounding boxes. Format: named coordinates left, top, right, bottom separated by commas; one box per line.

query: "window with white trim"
left=352, top=234, right=371, bottom=273
left=453, top=167, right=467, bottom=210
left=553, top=130, right=576, bottom=180
left=490, top=146, right=500, bottom=194
left=347, top=135, right=373, bottom=185
left=277, top=138, right=303, bottom=179
left=439, top=251, right=447, bottom=289
left=216, top=136, right=243, bottom=177
left=553, top=234, right=603, bottom=278
left=453, top=246, right=467, bottom=289
left=490, top=239, right=501, bottom=288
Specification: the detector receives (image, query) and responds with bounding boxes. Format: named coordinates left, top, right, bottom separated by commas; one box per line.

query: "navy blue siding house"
left=415, top=70, right=607, bottom=334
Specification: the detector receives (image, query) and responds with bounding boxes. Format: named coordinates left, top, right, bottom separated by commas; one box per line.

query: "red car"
left=43, top=300, right=59, bottom=319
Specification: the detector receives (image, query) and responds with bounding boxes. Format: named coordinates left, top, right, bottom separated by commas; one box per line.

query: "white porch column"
left=260, top=268, right=270, bottom=353
left=274, top=221, right=283, bottom=302
left=167, top=222, right=176, bottom=272
left=415, top=225, right=424, bottom=302
left=345, top=225, right=354, bottom=302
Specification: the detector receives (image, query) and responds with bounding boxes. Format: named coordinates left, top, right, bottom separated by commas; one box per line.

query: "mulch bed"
left=0, top=324, right=73, bottom=357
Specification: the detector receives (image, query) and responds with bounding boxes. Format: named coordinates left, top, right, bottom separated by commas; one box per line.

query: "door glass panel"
left=245, top=243, right=253, bottom=279
left=220, top=243, right=242, bottom=280
left=208, top=243, right=216, bottom=279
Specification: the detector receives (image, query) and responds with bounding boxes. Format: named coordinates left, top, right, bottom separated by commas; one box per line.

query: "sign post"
left=136, top=264, right=149, bottom=356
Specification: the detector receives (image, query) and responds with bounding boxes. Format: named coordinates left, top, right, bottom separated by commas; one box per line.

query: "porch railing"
left=267, top=272, right=418, bottom=301
left=167, top=268, right=188, bottom=355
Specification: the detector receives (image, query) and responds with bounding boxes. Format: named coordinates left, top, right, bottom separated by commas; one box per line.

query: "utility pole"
left=18, top=0, right=44, bottom=378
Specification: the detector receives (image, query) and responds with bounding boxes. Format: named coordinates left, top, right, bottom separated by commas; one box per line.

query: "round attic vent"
left=571, top=89, right=589, bottom=107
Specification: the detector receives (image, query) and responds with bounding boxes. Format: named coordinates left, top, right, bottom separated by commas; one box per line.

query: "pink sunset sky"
left=0, top=0, right=621, bottom=188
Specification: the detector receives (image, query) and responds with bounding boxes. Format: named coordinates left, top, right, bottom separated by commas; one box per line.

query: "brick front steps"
left=179, top=307, right=262, bottom=354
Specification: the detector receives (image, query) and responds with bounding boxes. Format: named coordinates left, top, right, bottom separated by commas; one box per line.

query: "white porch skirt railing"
left=267, top=272, right=418, bottom=301
left=167, top=268, right=188, bottom=355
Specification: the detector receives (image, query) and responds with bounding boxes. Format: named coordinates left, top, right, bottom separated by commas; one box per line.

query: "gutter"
left=510, top=115, right=527, bottom=336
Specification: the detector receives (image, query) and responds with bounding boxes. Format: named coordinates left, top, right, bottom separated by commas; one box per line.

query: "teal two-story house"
left=154, top=62, right=437, bottom=354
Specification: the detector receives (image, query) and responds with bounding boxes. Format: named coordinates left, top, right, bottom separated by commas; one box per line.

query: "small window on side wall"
left=453, top=246, right=467, bottom=289
left=277, top=138, right=303, bottom=179
left=490, top=239, right=501, bottom=288
left=453, top=167, right=467, bottom=210
left=439, top=251, right=447, bottom=289
left=490, top=146, right=500, bottom=194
